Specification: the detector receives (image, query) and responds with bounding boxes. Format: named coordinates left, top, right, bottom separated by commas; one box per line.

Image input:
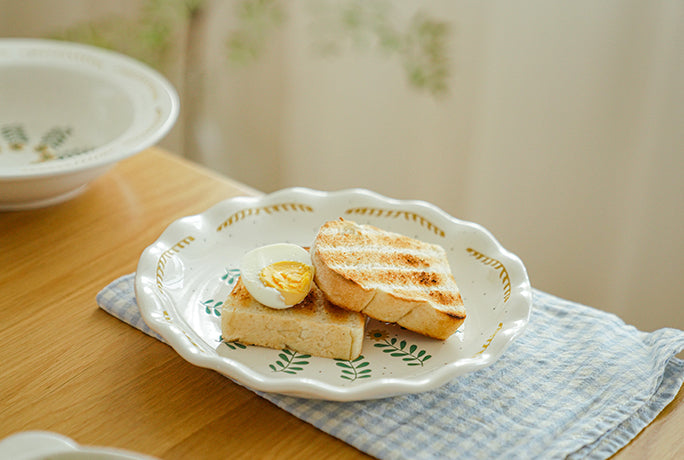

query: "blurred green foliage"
left=51, top=0, right=203, bottom=69
left=50, top=0, right=452, bottom=97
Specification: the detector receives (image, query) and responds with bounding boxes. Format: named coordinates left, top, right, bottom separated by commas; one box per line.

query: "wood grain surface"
left=0, top=148, right=680, bottom=459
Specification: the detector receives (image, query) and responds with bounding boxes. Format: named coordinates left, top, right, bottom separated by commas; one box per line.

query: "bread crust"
left=311, top=219, right=465, bottom=340
left=310, top=247, right=375, bottom=312
left=221, top=278, right=365, bottom=360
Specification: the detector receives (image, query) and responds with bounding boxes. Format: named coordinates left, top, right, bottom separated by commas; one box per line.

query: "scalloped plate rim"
left=135, top=187, right=532, bottom=401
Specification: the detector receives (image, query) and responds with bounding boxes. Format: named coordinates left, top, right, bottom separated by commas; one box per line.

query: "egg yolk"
left=258, top=261, right=313, bottom=305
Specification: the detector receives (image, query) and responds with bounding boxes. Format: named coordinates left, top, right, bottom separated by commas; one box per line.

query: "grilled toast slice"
left=311, top=218, right=466, bottom=340
left=221, top=277, right=366, bottom=360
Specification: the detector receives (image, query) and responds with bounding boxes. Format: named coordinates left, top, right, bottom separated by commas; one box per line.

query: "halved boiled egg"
left=240, top=243, right=315, bottom=309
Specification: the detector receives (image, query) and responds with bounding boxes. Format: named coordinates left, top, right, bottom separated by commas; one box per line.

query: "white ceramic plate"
left=136, top=188, right=532, bottom=401
left=0, top=431, right=156, bottom=460
left=0, top=39, right=178, bottom=210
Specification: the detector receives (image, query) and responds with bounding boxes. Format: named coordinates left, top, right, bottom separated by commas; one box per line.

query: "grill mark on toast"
left=428, top=290, right=463, bottom=311
left=317, top=227, right=435, bottom=252
left=316, top=244, right=443, bottom=260
left=318, top=247, right=447, bottom=276
left=319, top=261, right=461, bottom=309
left=329, top=267, right=449, bottom=289
left=312, top=219, right=466, bottom=339
left=322, top=263, right=451, bottom=277
left=401, top=253, right=426, bottom=268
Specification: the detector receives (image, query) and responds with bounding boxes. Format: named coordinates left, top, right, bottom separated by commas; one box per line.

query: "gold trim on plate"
left=467, top=248, right=511, bottom=303
left=344, top=207, right=445, bottom=237
left=216, top=203, right=314, bottom=231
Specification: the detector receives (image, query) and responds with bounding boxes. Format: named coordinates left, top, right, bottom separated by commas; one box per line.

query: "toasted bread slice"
left=311, top=218, right=466, bottom=340
left=221, top=277, right=366, bottom=360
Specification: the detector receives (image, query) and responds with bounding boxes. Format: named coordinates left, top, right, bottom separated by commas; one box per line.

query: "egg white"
left=239, top=243, right=314, bottom=309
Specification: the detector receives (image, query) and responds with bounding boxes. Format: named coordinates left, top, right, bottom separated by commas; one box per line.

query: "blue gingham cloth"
left=97, top=273, right=684, bottom=459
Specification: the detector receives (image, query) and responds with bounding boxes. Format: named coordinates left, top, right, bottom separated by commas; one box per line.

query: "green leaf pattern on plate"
left=374, top=337, right=432, bottom=366
left=201, top=299, right=223, bottom=316
left=221, top=268, right=241, bottom=284
left=335, top=355, right=372, bottom=381
left=219, top=335, right=248, bottom=350
left=269, top=349, right=311, bottom=374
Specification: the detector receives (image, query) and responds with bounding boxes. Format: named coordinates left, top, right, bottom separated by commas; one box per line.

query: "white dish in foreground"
left=0, top=39, right=178, bottom=210
left=136, top=188, right=532, bottom=401
left=0, top=431, right=156, bottom=460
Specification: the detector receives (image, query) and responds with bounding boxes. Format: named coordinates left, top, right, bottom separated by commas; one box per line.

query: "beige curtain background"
left=2, top=0, right=682, bottom=333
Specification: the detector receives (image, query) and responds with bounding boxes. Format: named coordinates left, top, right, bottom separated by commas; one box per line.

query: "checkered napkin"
left=97, top=274, right=684, bottom=460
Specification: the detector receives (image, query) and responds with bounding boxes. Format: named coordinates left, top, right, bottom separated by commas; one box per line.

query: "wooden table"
left=1, top=148, right=681, bottom=459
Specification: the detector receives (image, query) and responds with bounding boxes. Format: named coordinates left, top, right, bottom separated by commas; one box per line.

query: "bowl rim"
left=0, top=38, right=179, bottom=180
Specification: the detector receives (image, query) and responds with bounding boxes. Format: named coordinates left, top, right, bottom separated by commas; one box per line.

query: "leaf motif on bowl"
left=0, top=123, right=94, bottom=162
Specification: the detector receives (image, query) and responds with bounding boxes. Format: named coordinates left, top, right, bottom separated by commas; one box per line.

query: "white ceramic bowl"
left=0, top=431, right=157, bottom=460
left=0, top=39, right=178, bottom=210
